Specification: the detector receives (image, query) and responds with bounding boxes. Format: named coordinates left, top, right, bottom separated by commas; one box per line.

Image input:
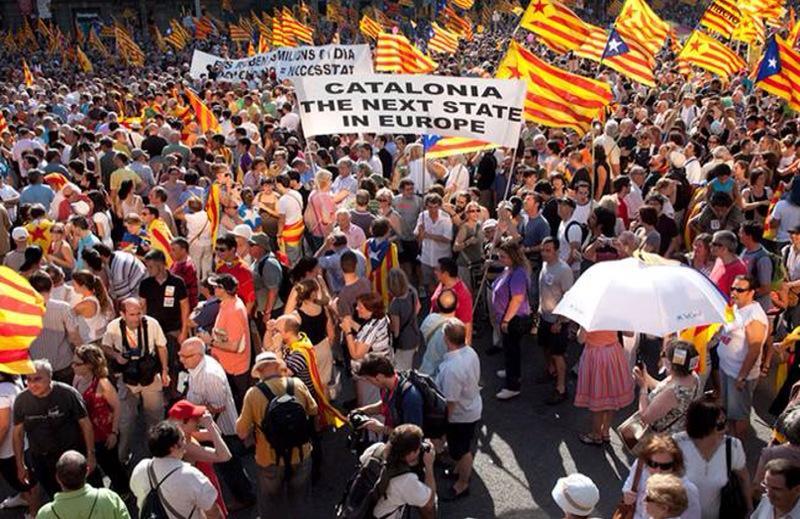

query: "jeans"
left=95, top=441, right=129, bottom=494
left=256, top=458, right=312, bottom=518
left=502, top=315, right=533, bottom=391
left=215, top=435, right=255, bottom=503
left=118, top=377, right=165, bottom=461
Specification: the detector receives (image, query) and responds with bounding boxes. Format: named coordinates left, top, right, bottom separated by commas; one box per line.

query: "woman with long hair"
left=71, top=344, right=129, bottom=495
left=87, top=190, right=113, bottom=249
left=687, top=233, right=714, bottom=276
left=491, top=240, right=533, bottom=400
left=71, top=270, right=111, bottom=344
left=115, top=179, right=144, bottom=220
left=387, top=268, right=422, bottom=371
left=453, top=201, right=485, bottom=293
left=593, top=144, right=611, bottom=201
left=293, top=278, right=335, bottom=387
left=45, top=223, right=75, bottom=277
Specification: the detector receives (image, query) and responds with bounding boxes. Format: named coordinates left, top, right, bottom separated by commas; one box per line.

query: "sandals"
left=578, top=433, right=604, bottom=446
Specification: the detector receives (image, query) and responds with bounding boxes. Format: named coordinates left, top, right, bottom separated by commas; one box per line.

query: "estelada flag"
left=519, top=0, right=592, bottom=54
left=185, top=88, right=221, bottom=134
left=0, top=267, right=45, bottom=375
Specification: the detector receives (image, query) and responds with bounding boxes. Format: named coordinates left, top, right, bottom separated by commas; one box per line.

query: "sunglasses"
left=646, top=459, right=674, bottom=471
left=730, top=287, right=751, bottom=293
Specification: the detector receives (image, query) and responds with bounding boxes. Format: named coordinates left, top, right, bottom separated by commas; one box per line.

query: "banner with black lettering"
left=291, top=75, right=526, bottom=147
left=189, top=45, right=373, bottom=81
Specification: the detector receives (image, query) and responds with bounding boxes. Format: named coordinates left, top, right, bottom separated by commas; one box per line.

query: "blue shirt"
left=74, top=233, right=100, bottom=271
left=19, top=183, right=54, bottom=208
left=520, top=213, right=551, bottom=248
left=383, top=376, right=424, bottom=428
left=318, top=247, right=366, bottom=293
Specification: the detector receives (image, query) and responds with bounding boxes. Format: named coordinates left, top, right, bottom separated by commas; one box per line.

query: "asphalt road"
left=0, top=331, right=775, bottom=519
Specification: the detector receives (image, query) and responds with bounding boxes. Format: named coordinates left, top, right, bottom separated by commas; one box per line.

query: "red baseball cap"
left=168, top=400, right=206, bottom=421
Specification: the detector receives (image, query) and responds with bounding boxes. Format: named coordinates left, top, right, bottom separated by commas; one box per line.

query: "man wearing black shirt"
left=475, top=150, right=497, bottom=213
left=534, top=179, right=561, bottom=239
left=140, top=123, right=168, bottom=159
left=139, top=249, right=189, bottom=398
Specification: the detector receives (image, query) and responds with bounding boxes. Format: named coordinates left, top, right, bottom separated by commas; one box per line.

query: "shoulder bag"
left=611, top=460, right=644, bottom=519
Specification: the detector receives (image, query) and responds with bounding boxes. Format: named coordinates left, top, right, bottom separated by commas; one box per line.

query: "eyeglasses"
left=731, top=287, right=751, bottom=293
left=467, top=209, right=480, bottom=213
left=646, top=459, right=675, bottom=471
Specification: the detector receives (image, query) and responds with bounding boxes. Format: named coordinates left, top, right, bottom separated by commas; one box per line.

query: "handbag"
left=611, top=459, right=644, bottom=519
left=615, top=409, right=685, bottom=455
left=719, top=437, right=747, bottom=519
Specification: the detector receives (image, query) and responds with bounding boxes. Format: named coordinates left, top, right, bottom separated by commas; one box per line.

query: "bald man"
left=101, top=297, right=169, bottom=463
left=419, top=289, right=459, bottom=376
left=178, top=337, right=255, bottom=507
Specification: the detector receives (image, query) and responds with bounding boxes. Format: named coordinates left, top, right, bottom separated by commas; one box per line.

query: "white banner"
left=189, top=45, right=373, bottom=81
left=291, top=75, right=526, bottom=147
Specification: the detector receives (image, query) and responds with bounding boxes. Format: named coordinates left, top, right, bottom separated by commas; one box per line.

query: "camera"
left=346, top=411, right=372, bottom=456
left=348, top=411, right=370, bottom=429
left=422, top=442, right=432, bottom=454
left=122, top=350, right=141, bottom=361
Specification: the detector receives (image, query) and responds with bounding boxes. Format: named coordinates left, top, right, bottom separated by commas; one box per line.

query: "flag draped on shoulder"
left=428, top=22, right=460, bottom=54
left=756, top=36, right=800, bottom=112
left=678, top=30, right=745, bottom=79
left=376, top=32, right=438, bottom=73
left=519, top=0, right=591, bottom=54
left=185, top=89, right=221, bottom=133
left=699, top=0, right=741, bottom=39
left=0, top=267, right=44, bottom=375
left=206, top=183, right=221, bottom=246
left=147, top=219, right=174, bottom=267
left=496, top=40, right=612, bottom=134
left=614, top=0, right=669, bottom=56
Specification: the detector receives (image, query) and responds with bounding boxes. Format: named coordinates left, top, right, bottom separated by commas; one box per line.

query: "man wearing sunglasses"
left=718, top=275, right=768, bottom=440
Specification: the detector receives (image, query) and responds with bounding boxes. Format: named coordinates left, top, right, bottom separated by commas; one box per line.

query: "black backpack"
left=140, top=462, right=194, bottom=519
left=395, top=371, right=448, bottom=438
left=256, top=378, right=312, bottom=474
left=335, top=444, right=413, bottom=519
left=565, top=220, right=591, bottom=250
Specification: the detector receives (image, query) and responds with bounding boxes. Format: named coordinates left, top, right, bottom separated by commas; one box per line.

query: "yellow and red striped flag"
left=206, top=183, right=221, bottom=246
left=0, top=267, right=44, bottom=375
left=359, top=14, right=383, bottom=40
left=699, top=0, right=741, bottom=39
left=21, top=59, right=33, bottom=87
left=282, top=7, right=314, bottom=44
left=496, top=40, right=612, bottom=134
left=76, top=45, right=93, bottom=73
left=519, top=0, right=592, bottom=54
left=195, top=16, right=216, bottom=40
left=428, top=22, right=460, bottom=54
left=756, top=36, right=800, bottom=115
left=147, top=219, right=174, bottom=267
left=170, top=19, right=192, bottom=44
left=679, top=323, right=721, bottom=375
left=88, top=28, right=109, bottom=58
left=614, top=0, right=669, bottom=56
left=229, top=23, right=251, bottom=41
left=574, top=25, right=656, bottom=87
left=164, top=29, right=186, bottom=50
left=678, top=30, right=745, bottom=79
left=442, top=5, right=473, bottom=40
left=732, top=6, right=765, bottom=45
left=185, top=89, right=221, bottom=134
left=114, top=25, right=145, bottom=67
left=272, top=15, right=296, bottom=48
left=247, top=39, right=255, bottom=56
left=789, top=17, right=800, bottom=48
left=425, top=137, right=495, bottom=158
left=0, top=113, right=8, bottom=135
left=452, top=0, right=475, bottom=9
left=745, top=0, right=785, bottom=27
left=258, top=33, right=269, bottom=53
left=376, top=32, right=438, bottom=74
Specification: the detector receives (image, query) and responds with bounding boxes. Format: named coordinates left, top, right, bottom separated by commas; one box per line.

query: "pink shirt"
left=212, top=296, right=251, bottom=375
left=308, top=190, right=336, bottom=237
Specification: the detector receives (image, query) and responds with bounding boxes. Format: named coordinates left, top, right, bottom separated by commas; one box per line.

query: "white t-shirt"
left=130, top=457, right=217, bottom=518
left=93, top=211, right=113, bottom=248
left=278, top=190, right=303, bottom=226
left=414, top=211, right=452, bottom=267
left=771, top=199, right=800, bottom=242
left=0, top=184, right=19, bottom=222
left=406, top=159, right=437, bottom=195
left=0, top=381, right=21, bottom=458
left=359, top=443, right=431, bottom=519
left=718, top=301, right=768, bottom=380
left=185, top=211, right=212, bottom=247
left=675, top=432, right=745, bottom=519
left=557, top=217, right=584, bottom=273
left=572, top=200, right=595, bottom=225
left=445, top=164, right=469, bottom=193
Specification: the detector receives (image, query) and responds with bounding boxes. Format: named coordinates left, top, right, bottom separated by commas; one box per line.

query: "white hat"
left=231, top=224, right=253, bottom=241
left=250, top=351, right=281, bottom=378
left=551, top=474, right=599, bottom=516
left=11, top=227, right=28, bottom=241
left=71, top=200, right=91, bottom=216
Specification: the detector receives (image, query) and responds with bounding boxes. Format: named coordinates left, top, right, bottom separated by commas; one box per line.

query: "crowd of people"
left=4, top=0, right=800, bottom=518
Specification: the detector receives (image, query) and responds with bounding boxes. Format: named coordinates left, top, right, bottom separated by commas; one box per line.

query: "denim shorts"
left=719, top=372, right=757, bottom=421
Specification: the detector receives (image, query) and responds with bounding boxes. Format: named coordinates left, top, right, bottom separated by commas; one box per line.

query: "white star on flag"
left=608, top=38, right=622, bottom=53
left=768, top=58, right=778, bottom=69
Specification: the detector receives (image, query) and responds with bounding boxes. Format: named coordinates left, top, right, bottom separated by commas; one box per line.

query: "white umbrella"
left=553, top=257, right=730, bottom=336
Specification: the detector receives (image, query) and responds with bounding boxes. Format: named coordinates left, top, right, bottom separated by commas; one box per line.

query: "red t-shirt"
left=217, top=260, right=255, bottom=306
left=709, top=257, right=747, bottom=299
left=430, top=279, right=473, bottom=324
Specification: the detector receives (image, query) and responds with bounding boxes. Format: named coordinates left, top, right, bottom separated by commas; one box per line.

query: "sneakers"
left=496, top=369, right=506, bottom=378
left=0, top=494, right=28, bottom=509
left=495, top=388, right=521, bottom=400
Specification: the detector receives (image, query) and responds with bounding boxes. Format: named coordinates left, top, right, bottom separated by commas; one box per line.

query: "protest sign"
left=291, top=74, right=526, bottom=147
left=189, top=44, right=373, bottom=80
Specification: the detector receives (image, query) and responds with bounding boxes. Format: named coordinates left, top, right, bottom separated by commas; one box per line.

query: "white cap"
left=231, top=224, right=253, bottom=241
left=71, top=200, right=91, bottom=216
left=11, top=227, right=28, bottom=241
left=551, top=474, right=599, bottom=516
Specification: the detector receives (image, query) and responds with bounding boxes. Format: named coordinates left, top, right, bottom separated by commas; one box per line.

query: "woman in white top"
left=88, top=190, right=113, bottom=248
left=341, top=292, right=393, bottom=407
left=71, top=270, right=112, bottom=344
left=184, top=197, right=214, bottom=281
left=443, top=154, right=469, bottom=200
left=621, top=435, right=701, bottom=519
left=674, top=398, right=751, bottom=519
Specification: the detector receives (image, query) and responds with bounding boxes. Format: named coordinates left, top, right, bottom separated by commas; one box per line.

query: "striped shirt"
left=284, top=351, right=317, bottom=403
left=350, top=317, right=393, bottom=374
left=186, top=355, right=238, bottom=436
left=106, top=251, right=147, bottom=301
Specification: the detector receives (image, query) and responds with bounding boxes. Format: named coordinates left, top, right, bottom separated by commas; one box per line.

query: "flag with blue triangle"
left=601, top=28, right=630, bottom=62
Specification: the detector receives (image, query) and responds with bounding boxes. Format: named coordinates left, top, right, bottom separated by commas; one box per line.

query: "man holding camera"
left=101, top=297, right=169, bottom=463
left=359, top=423, right=437, bottom=519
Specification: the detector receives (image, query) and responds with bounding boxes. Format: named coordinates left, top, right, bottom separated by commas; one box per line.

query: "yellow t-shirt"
left=236, top=376, right=318, bottom=467
left=110, top=167, right=142, bottom=192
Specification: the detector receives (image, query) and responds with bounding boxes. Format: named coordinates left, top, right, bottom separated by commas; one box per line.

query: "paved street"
left=0, top=332, right=775, bottom=518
